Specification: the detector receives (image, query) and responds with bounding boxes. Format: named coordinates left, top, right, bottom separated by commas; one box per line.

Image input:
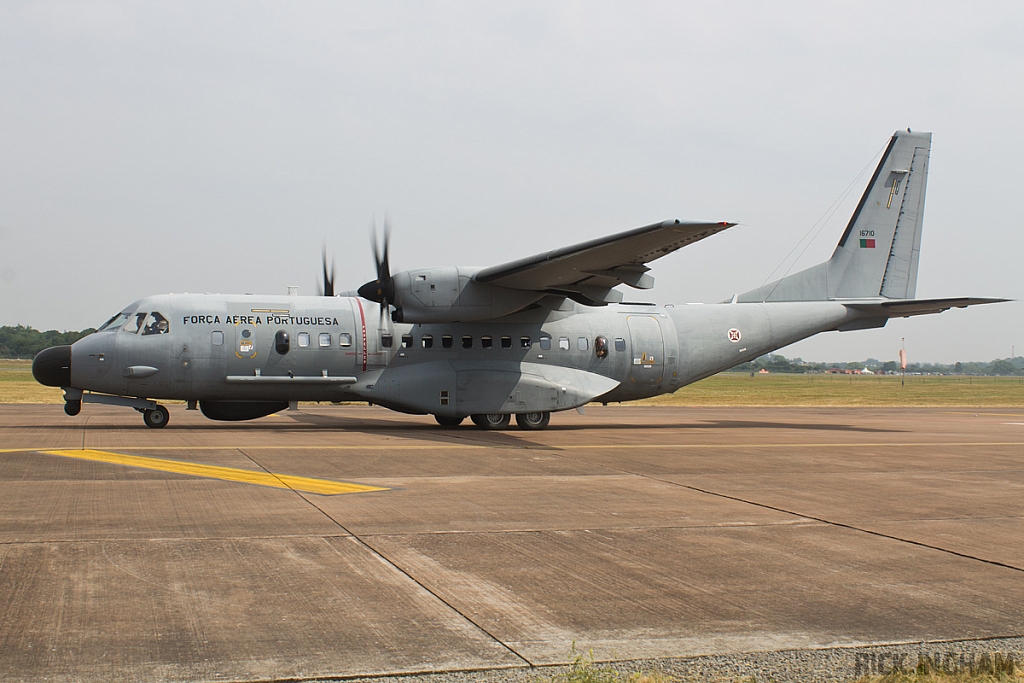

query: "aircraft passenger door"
left=626, top=315, right=665, bottom=385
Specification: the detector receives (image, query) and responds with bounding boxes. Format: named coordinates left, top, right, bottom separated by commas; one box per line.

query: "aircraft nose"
left=32, top=345, right=72, bottom=387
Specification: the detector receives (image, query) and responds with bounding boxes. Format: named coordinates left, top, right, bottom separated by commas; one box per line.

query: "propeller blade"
left=321, top=244, right=335, bottom=297
left=358, top=215, right=396, bottom=308
left=381, top=212, right=392, bottom=285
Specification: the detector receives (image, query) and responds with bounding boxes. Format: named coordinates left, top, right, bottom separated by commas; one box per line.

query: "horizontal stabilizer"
left=844, top=296, right=1009, bottom=318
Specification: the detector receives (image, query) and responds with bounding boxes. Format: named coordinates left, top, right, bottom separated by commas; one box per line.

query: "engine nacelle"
left=389, top=267, right=543, bottom=323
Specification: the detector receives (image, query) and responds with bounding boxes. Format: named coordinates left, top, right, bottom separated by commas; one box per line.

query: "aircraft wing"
left=473, top=220, right=735, bottom=299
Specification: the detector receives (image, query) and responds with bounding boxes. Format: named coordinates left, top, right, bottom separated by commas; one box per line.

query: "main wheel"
left=515, top=411, right=550, bottom=430
left=143, top=405, right=170, bottom=429
left=470, top=413, right=511, bottom=430
left=64, top=400, right=81, bottom=416
left=435, top=415, right=464, bottom=428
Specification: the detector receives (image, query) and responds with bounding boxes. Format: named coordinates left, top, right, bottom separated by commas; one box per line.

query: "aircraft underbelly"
left=456, top=369, right=559, bottom=414
left=363, top=360, right=618, bottom=416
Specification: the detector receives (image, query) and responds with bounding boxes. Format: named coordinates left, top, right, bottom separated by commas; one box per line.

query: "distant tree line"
left=0, top=326, right=96, bottom=359
left=730, top=353, right=1024, bottom=376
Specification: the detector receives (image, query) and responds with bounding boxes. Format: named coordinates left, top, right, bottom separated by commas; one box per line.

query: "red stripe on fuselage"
left=354, top=298, right=367, bottom=372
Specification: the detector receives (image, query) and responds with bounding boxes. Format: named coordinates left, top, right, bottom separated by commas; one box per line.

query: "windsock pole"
left=899, top=339, right=907, bottom=387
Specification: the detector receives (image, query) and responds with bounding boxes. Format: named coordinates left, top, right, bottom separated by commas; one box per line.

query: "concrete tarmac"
left=1, top=404, right=1022, bottom=682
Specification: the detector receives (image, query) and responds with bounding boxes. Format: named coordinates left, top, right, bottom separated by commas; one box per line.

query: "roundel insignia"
left=727, top=328, right=742, bottom=342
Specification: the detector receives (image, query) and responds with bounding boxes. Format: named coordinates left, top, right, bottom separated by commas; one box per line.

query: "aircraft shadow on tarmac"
left=281, top=412, right=907, bottom=436
left=689, top=419, right=904, bottom=433
left=52, top=412, right=904, bottom=442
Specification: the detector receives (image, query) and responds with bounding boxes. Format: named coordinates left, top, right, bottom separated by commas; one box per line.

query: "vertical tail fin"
left=829, top=129, right=930, bottom=298
left=738, top=129, right=932, bottom=302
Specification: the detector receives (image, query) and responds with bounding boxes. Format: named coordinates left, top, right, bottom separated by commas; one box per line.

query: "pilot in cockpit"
left=142, top=312, right=169, bottom=336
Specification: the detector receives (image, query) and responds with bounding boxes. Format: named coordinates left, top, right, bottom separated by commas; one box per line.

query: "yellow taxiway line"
left=38, top=449, right=387, bottom=496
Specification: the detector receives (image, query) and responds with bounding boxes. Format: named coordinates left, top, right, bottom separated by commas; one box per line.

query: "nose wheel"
left=142, top=405, right=170, bottom=429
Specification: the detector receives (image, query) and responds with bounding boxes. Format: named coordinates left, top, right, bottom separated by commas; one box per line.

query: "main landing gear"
left=141, top=405, right=170, bottom=429
left=514, top=411, right=550, bottom=430
left=436, top=412, right=551, bottom=431
left=471, top=413, right=511, bottom=430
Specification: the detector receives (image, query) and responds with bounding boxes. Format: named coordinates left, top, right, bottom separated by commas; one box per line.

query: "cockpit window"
left=141, top=312, right=169, bottom=336
left=98, top=311, right=133, bottom=332
left=123, top=312, right=147, bottom=334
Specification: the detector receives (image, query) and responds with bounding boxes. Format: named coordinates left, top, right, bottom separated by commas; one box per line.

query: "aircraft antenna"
left=758, top=139, right=888, bottom=292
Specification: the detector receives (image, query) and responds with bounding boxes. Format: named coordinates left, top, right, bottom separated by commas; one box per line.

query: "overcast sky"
left=1, top=1, right=1021, bottom=362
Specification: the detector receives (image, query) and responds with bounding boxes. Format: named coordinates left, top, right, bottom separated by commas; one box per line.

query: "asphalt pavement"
left=1, top=404, right=1022, bottom=682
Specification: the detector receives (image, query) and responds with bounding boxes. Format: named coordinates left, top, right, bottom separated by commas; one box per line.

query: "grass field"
left=0, top=360, right=64, bottom=404
left=2, top=359, right=1022, bottom=407
left=638, top=372, right=1024, bottom=407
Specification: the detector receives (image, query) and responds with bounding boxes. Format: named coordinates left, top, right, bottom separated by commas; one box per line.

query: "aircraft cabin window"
left=442, top=335, right=453, bottom=348
left=212, top=331, right=225, bottom=346
left=614, top=337, right=626, bottom=352
left=481, top=336, right=493, bottom=349
left=319, top=332, right=331, bottom=347
left=275, top=330, right=290, bottom=354
left=381, top=334, right=393, bottom=348
left=339, top=333, right=352, bottom=347
left=501, top=336, right=512, bottom=349
left=401, top=334, right=413, bottom=348
left=558, top=337, right=570, bottom=351
left=462, top=335, right=473, bottom=349
left=577, top=337, right=589, bottom=351
left=520, top=336, right=531, bottom=349
left=123, top=312, right=146, bottom=334
left=422, top=335, right=433, bottom=348
left=594, top=335, right=608, bottom=358
left=298, top=332, right=310, bottom=348
left=141, top=312, right=169, bottom=336
left=540, top=337, right=551, bottom=350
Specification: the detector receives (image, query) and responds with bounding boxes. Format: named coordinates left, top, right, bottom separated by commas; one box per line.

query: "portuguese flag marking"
left=860, top=238, right=876, bottom=248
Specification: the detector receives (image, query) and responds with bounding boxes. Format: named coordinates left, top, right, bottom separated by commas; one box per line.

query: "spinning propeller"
left=357, top=216, right=397, bottom=316
left=318, top=244, right=336, bottom=297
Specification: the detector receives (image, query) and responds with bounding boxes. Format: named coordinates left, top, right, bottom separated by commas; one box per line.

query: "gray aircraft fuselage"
left=67, top=292, right=853, bottom=410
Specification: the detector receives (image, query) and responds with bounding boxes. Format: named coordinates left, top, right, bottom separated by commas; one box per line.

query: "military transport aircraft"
left=33, top=129, right=1005, bottom=429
